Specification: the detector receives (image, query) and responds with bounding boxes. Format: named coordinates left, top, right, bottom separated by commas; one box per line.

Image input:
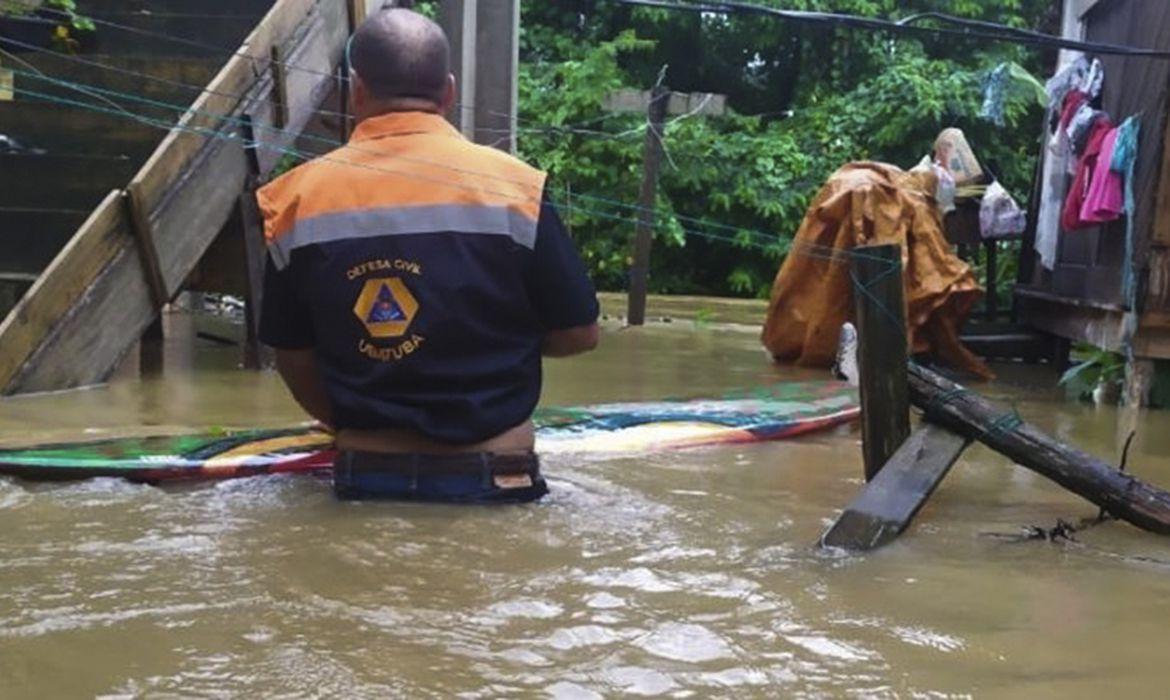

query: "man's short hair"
left=349, top=8, right=450, bottom=103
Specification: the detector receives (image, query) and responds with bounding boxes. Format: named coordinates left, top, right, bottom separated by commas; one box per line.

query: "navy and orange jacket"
left=257, top=111, right=598, bottom=443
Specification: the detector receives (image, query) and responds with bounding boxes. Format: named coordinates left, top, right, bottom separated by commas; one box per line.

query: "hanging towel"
left=1111, top=116, right=1141, bottom=302
left=1052, top=89, right=1089, bottom=152
left=1112, top=116, right=1140, bottom=216
left=1080, top=126, right=1124, bottom=224
left=1036, top=103, right=1074, bottom=270
left=1062, top=117, right=1114, bottom=232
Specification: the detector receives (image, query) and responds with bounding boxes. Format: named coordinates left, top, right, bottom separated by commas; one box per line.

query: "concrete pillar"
left=441, top=0, right=478, bottom=138
left=472, top=0, right=519, bottom=152
left=439, top=0, right=518, bottom=152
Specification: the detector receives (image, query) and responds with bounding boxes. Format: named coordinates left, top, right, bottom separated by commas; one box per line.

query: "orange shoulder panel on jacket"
left=257, top=120, right=546, bottom=247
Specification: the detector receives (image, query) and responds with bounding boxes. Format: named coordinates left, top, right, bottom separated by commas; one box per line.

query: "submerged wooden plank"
left=821, top=423, right=970, bottom=551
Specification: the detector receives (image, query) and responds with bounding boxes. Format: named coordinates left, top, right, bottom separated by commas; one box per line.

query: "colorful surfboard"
left=0, top=381, right=857, bottom=483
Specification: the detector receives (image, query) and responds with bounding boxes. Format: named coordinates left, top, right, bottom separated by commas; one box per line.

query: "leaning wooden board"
left=0, top=381, right=858, bottom=483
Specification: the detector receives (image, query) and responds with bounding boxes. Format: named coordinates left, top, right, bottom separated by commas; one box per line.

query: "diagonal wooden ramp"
left=0, top=0, right=377, bottom=395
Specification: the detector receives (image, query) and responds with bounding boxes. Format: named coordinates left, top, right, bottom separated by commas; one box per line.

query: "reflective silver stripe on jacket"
left=268, top=204, right=539, bottom=270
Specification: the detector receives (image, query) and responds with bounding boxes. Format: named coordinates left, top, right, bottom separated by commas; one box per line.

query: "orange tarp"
left=762, top=162, right=992, bottom=379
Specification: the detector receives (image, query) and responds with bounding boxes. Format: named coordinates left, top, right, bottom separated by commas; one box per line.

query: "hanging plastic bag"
left=979, top=181, right=1027, bottom=239
left=912, top=155, right=956, bottom=214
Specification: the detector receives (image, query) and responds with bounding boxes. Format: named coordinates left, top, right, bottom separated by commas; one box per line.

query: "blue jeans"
left=333, top=451, right=548, bottom=504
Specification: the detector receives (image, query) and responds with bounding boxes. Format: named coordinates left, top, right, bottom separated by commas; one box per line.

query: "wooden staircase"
left=0, top=0, right=369, bottom=393
left=0, top=0, right=268, bottom=317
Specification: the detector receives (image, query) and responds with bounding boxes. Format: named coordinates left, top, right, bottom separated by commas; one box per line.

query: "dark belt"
left=334, top=450, right=539, bottom=477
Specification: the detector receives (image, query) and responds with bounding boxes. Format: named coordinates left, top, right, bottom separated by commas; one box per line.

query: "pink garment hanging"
left=1080, top=126, right=1125, bottom=224
left=1062, top=117, right=1114, bottom=232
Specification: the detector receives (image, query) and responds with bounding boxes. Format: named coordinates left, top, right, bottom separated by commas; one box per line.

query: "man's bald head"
left=349, top=9, right=451, bottom=105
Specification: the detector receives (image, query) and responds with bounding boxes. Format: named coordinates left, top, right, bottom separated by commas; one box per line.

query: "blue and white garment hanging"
left=1112, top=115, right=1141, bottom=306
left=979, top=62, right=1048, bottom=127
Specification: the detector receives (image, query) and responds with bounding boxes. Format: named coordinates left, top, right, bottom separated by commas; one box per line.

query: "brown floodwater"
left=1, top=316, right=1169, bottom=698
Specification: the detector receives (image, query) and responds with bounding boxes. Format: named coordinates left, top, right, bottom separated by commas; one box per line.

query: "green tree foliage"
left=516, top=0, right=1057, bottom=297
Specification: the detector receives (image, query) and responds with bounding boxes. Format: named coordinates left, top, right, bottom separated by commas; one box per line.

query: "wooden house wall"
left=1019, top=0, right=1170, bottom=360
left=1088, top=0, right=1170, bottom=307
left=1035, top=0, right=1170, bottom=308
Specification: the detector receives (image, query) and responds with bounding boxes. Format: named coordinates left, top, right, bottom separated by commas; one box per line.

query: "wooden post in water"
left=852, top=243, right=910, bottom=481
left=238, top=117, right=272, bottom=370
left=627, top=84, right=669, bottom=326
left=238, top=187, right=272, bottom=370
left=603, top=88, right=725, bottom=324
left=338, top=62, right=351, bottom=141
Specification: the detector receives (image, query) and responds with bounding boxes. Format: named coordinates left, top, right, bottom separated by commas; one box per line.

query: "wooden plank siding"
left=0, top=0, right=355, bottom=394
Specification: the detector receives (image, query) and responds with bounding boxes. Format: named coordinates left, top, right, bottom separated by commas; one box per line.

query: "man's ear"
left=440, top=73, right=457, bottom=115
left=350, top=71, right=368, bottom=115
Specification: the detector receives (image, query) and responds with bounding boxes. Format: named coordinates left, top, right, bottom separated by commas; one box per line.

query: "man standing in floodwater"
left=256, top=8, right=600, bottom=503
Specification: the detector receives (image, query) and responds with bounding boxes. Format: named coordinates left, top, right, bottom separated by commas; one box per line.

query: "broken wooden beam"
left=908, top=362, right=1170, bottom=535
left=821, top=422, right=970, bottom=550
left=852, top=243, right=911, bottom=481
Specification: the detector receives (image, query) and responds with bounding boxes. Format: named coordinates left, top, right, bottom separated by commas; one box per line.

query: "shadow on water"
left=1, top=316, right=1169, bottom=697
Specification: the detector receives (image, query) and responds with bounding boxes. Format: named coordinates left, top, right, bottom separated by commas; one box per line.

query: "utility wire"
left=9, top=66, right=764, bottom=245
left=12, top=92, right=898, bottom=326
left=3, top=4, right=941, bottom=326
left=11, top=81, right=793, bottom=256
left=620, top=0, right=1170, bottom=58
left=0, top=34, right=353, bottom=124
left=0, top=45, right=161, bottom=129
left=21, top=4, right=685, bottom=134
left=0, top=34, right=634, bottom=139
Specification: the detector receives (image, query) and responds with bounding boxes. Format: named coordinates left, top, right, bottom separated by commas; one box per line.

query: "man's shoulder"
left=265, top=146, right=349, bottom=187
left=257, top=146, right=353, bottom=212
left=436, top=136, right=546, bottom=183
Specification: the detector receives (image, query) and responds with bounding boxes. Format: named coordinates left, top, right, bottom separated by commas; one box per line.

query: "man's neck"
left=355, top=99, right=443, bottom=124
